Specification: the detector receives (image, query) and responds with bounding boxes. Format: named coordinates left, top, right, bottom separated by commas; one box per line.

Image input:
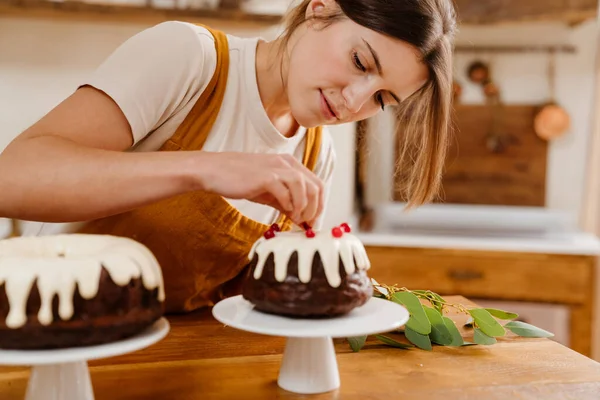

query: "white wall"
left=366, top=20, right=599, bottom=224
left=1, top=16, right=598, bottom=228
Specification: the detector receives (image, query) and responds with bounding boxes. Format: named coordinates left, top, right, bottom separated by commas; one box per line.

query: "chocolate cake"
left=0, top=234, right=165, bottom=350
left=242, top=223, right=373, bottom=318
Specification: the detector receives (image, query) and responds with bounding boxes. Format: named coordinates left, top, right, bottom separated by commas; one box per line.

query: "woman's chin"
left=289, top=111, right=321, bottom=129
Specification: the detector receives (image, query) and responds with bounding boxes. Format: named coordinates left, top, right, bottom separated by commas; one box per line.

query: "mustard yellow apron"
left=77, top=26, right=323, bottom=313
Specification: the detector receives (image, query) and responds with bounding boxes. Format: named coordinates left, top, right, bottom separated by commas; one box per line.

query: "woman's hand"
left=195, top=152, right=325, bottom=226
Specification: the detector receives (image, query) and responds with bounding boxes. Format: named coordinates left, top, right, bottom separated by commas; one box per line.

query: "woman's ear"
left=305, top=0, right=338, bottom=19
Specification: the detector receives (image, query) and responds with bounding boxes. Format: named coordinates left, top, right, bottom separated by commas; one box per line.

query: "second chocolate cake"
left=242, top=223, right=373, bottom=318
left=0, top=234, right=165, bottom=350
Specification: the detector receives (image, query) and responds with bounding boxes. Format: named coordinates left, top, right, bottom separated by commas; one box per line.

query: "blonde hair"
left=279, top=0, right=457, bottom=208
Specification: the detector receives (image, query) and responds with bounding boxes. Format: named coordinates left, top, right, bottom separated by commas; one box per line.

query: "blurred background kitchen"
left=2, top=0, right=600, bottom=360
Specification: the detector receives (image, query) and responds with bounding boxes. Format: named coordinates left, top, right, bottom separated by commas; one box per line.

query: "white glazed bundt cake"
left=242, top=223, right=373, bottom=317
left=0, top=234, right=165, bottom=349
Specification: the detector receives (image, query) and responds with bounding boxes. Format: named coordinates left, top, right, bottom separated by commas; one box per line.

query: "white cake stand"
left=0, top=317, right=170, bottom=400
left=212, top=296, right=409, bottom=395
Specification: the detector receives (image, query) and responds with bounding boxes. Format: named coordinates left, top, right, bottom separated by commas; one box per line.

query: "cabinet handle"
left=448, top=269, right=483, bottom=281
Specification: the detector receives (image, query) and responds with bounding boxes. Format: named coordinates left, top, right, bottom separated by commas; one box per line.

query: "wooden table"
left=0, top=296, right=599, bottom=399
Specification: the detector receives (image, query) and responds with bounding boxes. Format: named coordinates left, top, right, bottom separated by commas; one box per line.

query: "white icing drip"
left=248, top=231, right=371, bottom=288
left=0, top=234, right=165, bottom=329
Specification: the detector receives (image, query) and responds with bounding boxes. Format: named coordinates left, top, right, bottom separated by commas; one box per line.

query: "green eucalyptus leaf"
left=431, top=293, right=447, bottom=314
left=424, top=306, right=453, bottom=345
left=405, top=326, right=432, bottom=351
left=429, top=292, right=446, bottom=313
left=375, top=335, right=414, bottom=349
left=473, top=328, right=497, bottom=345
left=430, top=292, right=447, bottom=304
left=412, top=290, right=446, bottom=310
left=442, top=316, right=464, bottom=346
left=392, top=292, right=431, bottom=335
left=469, top=308, right=506, bottom=337
left=485, top=308, right=519, bottom=320
left=504, top=321, right=554, bottom=338
left=347, top=336, right=367, bottom=352
left=412, top=290, right=444, bottom=299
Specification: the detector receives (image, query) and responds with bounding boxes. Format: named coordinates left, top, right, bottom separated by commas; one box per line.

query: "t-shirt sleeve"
left=311, top=128, right=337, bottom=231
left=80, top=21, right=218, bottom=145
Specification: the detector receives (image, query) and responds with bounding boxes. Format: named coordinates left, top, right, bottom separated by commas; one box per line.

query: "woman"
left=0, top=0, right=457, bottom=313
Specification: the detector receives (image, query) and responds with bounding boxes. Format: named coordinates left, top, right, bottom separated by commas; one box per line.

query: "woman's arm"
left=0, top=87, right=323, bottom=225
left=0, top=86, right=196, bottom=222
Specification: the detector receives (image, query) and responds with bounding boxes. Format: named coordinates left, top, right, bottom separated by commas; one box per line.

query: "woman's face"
left=286, top=0, right=429, bottom=128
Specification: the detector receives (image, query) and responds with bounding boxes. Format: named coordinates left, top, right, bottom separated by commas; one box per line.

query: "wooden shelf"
left=0, top=0, right=284, bottom=26
left=1, top=0, right=596, bottom=27
left=454, top=0, right=597, bottom=26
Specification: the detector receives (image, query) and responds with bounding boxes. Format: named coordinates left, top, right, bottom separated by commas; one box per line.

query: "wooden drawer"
left=365, top=246, right=594, bottom=305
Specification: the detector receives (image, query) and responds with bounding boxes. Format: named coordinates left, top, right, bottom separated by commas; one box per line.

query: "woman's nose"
left=342, top=82, right=378, bottom=115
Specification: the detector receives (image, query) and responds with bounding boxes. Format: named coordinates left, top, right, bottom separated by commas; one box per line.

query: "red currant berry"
left=270, top=223, right=281, bottom=232
left=332, top=227, right=343, bottom=238
left=264, top=229, right=275, bottom=239
left=340, top=222, right=352, bottom=233
left=305, top=229, right=316, bottom=238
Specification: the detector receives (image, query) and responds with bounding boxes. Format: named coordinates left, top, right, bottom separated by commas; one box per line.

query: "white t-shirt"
left=22, top=21, right=336, bottom=236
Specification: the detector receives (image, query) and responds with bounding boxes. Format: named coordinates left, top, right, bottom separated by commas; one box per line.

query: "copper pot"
left=535, top=53, right=570, bottom=140
left=534, top=103, right=570, bottom=140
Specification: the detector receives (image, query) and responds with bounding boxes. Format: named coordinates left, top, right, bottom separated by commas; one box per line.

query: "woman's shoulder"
left=144, top=21, right=218, bottom=46
left=126, top=21, right=220, bottom=66
left=80, top=21, right=226, bottom=145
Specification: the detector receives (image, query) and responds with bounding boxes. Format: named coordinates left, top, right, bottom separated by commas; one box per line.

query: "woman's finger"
left=300, top=180, right=320, bottom=224
left=279, top=169, right=308, bottom=223
left=264, top=174, right=294, bottom=214
left=279, top=154, right=325, bottom=222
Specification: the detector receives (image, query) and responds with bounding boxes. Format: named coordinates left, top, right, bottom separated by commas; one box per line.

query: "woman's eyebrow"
left=362, top=38, right=402, bottom=103
left=362, top=38, right=382, bottom=74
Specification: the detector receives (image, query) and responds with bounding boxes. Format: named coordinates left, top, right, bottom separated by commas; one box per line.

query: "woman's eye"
left=353, top=52, right=366, bottom=72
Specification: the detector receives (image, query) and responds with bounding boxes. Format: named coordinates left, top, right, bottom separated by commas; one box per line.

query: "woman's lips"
left=320, top=90, right=339, bottom=121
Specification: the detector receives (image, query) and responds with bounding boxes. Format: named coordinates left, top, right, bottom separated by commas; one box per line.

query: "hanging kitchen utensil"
left=483, top=80, right=500, bottom=98
left=534, top=51, right=570, bottom=141
left=486, top=89, right=506, bottom=153
left=467, top=60, right=490, bottom=84
left=481, top=57, right=501, bottom=152
left=482, top=59, right=515, bottom=153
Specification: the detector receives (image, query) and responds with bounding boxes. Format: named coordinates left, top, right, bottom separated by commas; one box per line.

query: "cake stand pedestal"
left=0, top=317, right=170, bottom=400
left=212, top=296, right=409, bottom=395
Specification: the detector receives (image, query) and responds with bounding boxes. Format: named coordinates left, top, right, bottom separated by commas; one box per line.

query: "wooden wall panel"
left=394, top=104, right=548, bottom=206
left=454, top=0, right=597, bottom=25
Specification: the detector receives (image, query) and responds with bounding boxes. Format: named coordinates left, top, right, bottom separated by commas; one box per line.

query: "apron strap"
left=302, top=126, right=322, bottom=170
left=168, top=25, right=230, bottom=150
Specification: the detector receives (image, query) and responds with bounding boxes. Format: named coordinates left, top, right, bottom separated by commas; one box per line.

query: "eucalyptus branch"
left=347, top=279, right=556, bottom=353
